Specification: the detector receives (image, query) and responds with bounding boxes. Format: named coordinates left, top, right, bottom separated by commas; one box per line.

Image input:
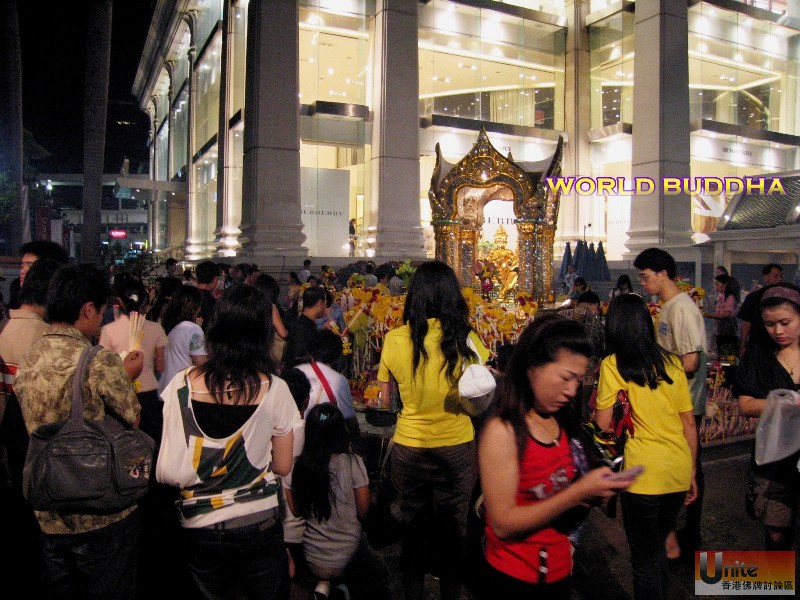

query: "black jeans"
left=683, top=415, right=705, bottom=547
left=621, top=491, right=686, bottom=600
left=391, top=441, right=477, bottom=586
left=136, top=389, right=162, bottom=446
left=478, top=559, right=571, bottom=600
left=180, top=516, right=289, bottom=600
left=41, top=510, right=141, bottom=600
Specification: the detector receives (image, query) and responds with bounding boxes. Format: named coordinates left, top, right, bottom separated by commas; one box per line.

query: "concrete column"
left=626, top=0, right=691, bottom=254
left=214, top=0, right=240, bottom=257
left=558, top=0, right=592, bottom=251
left=185, top=35, right=201, bottom=260
left=159, top=64, right=176, bottom=252
left=148, top=112, right=158, bottom=249
left=239, top=0, right=307, bottom=258
left=369, top=0, right=425, bottom=258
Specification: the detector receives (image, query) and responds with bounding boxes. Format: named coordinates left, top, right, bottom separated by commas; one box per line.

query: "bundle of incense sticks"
left=341, top=308, right=364, bottom=337
left=128, top=311, right=145, bottom=352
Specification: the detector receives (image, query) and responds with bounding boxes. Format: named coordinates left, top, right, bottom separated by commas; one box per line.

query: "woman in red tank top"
left=478, top=316, right=633, bottom=599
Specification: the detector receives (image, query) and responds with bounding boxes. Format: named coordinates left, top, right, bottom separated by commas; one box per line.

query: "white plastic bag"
left=458, top=336, right=496, bottom=417
left=754, top=389, right=800, bottom=467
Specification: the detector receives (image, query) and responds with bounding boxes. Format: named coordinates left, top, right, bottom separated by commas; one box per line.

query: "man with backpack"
left=15, top=264, right=144, bottom=599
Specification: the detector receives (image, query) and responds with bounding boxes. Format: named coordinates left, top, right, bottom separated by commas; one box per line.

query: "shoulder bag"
left=577, top=389, right=635, bottom=472
left=308, top=359, right=337, bottom=407
left=23, top=345, right=155, bottom=514
left=458, top=336, right=496, bottom=417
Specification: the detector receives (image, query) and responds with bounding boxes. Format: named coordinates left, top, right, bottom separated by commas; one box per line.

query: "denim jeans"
left=41, top=511, right=141, bottom=600
left=621, top=491, right=686, bottom=600
left=391, top=441, right=477, bottom=580
left=180, top=516, right=289, bottom=600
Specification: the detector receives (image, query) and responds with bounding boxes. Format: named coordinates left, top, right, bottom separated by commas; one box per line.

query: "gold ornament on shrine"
left=428, top=128, right=564, bottom=303
left=484, top=226, right=519, bottom=298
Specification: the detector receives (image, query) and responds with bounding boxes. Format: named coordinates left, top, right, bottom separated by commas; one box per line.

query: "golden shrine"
left=428, top=128, right=565, bottom=303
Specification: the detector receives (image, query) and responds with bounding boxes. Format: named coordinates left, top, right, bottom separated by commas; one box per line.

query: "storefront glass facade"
left=298, top=0, right=371, bottom=256
left=419, top=1, right=565, bottom=130
left=229, top=0, right=248, bottom=119
left=137, top=0, right=800, bottom=260
left=589, top=12, right=634, bottom=129
left=688, top=3, right=800, bottom=136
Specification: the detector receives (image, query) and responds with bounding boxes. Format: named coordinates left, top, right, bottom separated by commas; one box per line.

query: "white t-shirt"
left=159, top=321, right=207, bottom=394
left=157, top=371, right=301, bottom=528
left=296, top=361, right=356, bottom=420
left=100, top=315, right=168, bottom=392
left=656, top=292, right=708, bottom=415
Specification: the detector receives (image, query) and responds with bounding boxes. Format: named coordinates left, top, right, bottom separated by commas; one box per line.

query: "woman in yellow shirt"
left=596, top=293, right=698, bottom=600
left=378, top=260, right=489, bottom=600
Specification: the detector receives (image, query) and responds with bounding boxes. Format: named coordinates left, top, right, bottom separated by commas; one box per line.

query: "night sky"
left=18, top=1, right=155, bottom=175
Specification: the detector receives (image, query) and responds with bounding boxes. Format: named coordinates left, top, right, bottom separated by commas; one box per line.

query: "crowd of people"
left=0, top=242, right=798, bottom=600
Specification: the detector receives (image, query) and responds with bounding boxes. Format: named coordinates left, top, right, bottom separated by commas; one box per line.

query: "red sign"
left=109, top=229, right=127, bottom=239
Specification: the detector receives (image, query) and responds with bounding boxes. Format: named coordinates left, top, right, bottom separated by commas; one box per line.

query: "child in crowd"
left=284, top=404, right=389, bottom=600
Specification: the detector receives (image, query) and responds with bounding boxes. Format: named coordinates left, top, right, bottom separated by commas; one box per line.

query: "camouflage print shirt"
left=15, top=327, right=141, bottom=535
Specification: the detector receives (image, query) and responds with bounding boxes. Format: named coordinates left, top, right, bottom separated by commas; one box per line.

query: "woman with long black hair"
left=479, top=315, right=630, bottom=599
left=608, top=274, right=634, bottom=300
left=377, top=260, right=490, bottom=600
left=734, top=283, right=800, bottom=550
left=595, top=293, right=697, bottom=600
left=157, top=284, right=301, bottom=600
left=284, top=403, right=388, bottom=599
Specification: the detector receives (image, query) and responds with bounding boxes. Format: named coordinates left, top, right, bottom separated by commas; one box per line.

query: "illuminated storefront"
left=133, top=0, right=799, bottom=264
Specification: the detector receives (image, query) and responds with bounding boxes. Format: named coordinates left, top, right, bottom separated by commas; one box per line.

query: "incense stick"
left=129, top=311, right=145, bottom=352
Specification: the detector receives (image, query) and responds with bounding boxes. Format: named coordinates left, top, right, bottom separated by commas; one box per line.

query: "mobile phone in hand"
left=605, top=465, right=644, bottom=482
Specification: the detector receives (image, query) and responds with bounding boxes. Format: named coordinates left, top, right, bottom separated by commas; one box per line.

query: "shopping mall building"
left=133, top=0, right=800, bottom=276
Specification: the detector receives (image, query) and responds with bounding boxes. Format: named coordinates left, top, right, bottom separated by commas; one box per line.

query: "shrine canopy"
left=428, top=128, right=564, bottom=303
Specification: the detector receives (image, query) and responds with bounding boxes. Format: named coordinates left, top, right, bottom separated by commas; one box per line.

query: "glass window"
left=488, top=0, right=566, bottom=18
left=589, top=12, right=634, bottom=129
left=419, top=1, right=566, bottom=131
left=172, top=27, right=191, bottom=89
left=155, top=191, right=170, bottom=251
left=298, top=1, right=371, bottom=257
left=155, top=119, right=169, bottom=182
left=192, top=0, right=223, bottom=51
left=194, top=145, right=218, bottom=252
left=154, top=87, right=170, bottom=125
left=300, top=139, right=370, bottom=257
left=726, top=0, right=787, bottom=15
left=229, top=0, right=249, bottom=119
left=688, top=4, right=800, bottom=136
left=298, top=2, right=370, bottom=105
left=193, top=33, right=222, bottom=156
left=171, top=86, right=189, bottom=178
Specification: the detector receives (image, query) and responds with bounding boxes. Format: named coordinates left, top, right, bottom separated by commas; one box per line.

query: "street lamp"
left=583, top=223, right=592, bottom=242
